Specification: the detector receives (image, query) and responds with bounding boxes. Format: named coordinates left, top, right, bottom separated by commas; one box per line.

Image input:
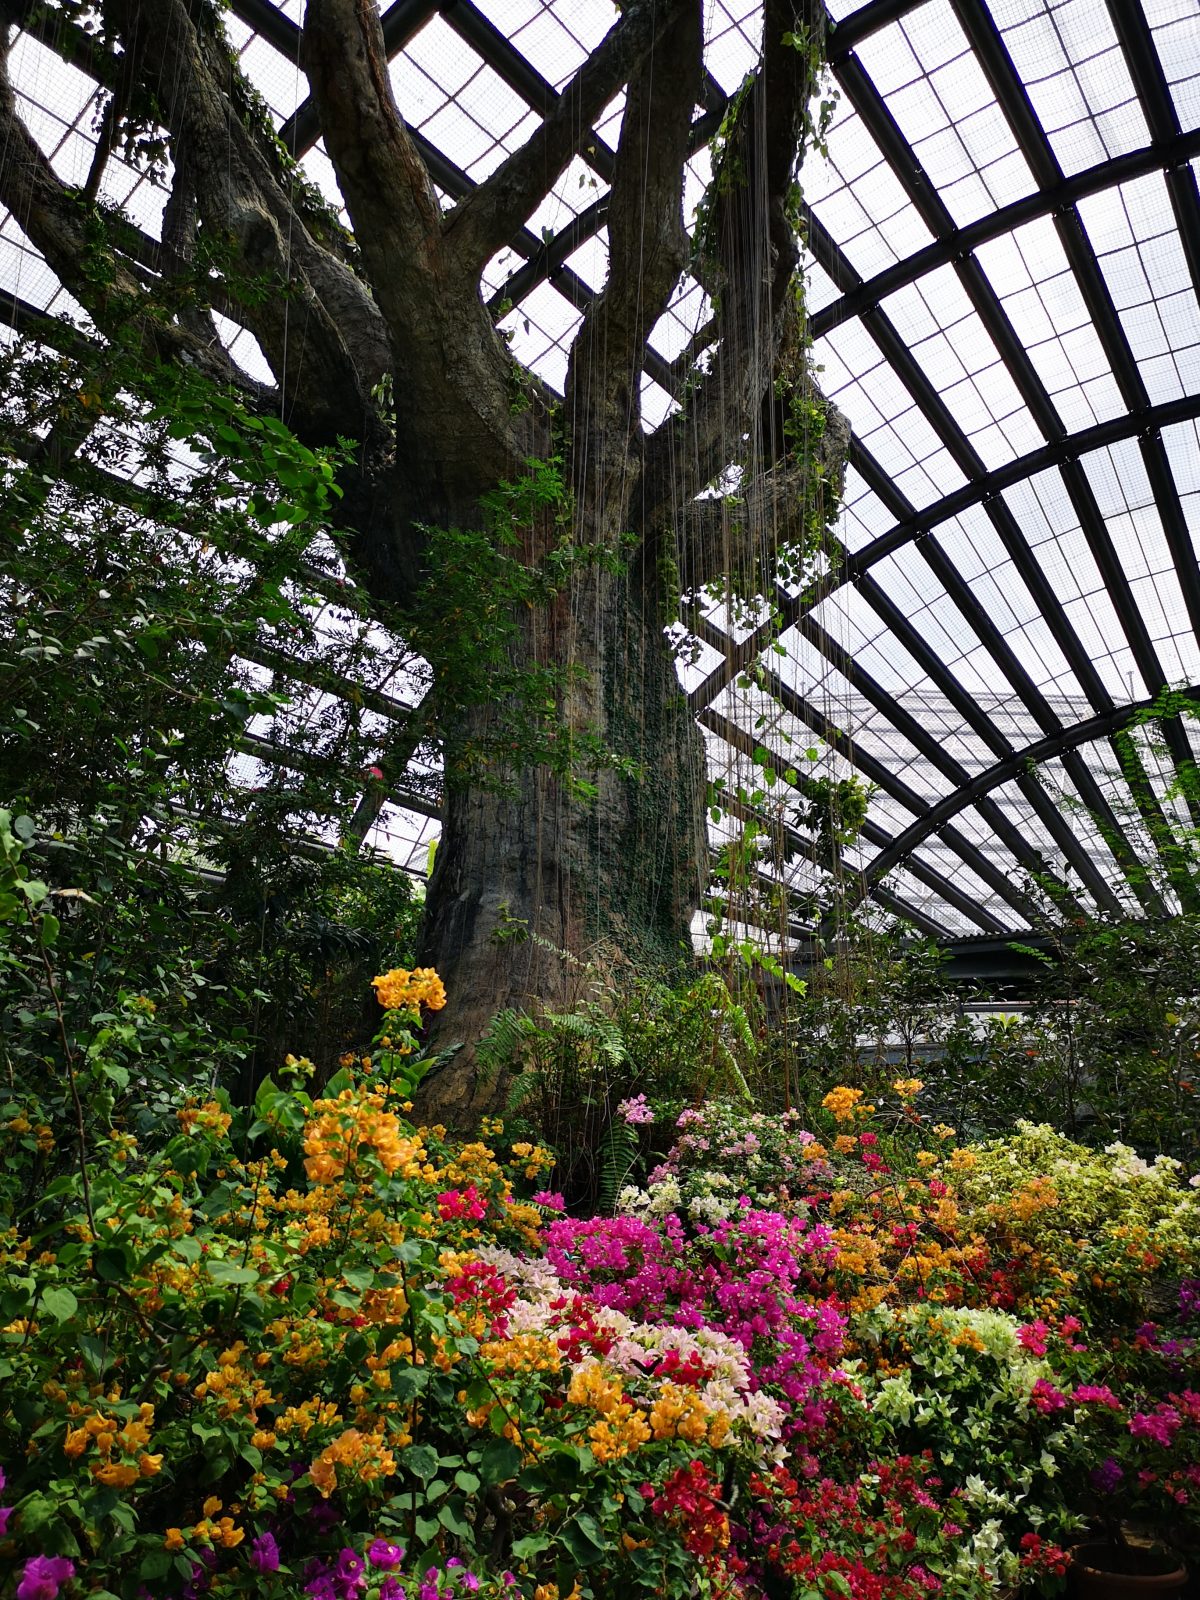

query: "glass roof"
left=4, top=0, right=1200, bottom=941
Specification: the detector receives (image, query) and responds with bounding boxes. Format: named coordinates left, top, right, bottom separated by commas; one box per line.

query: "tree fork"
left=0, top=0, right=842, bottom=1125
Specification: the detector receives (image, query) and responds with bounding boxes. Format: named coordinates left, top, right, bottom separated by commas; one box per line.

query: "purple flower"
left=617, top=1093, right=654, bottom=1125
left=17, top=1557, right=76, bottom=1600
left=379, top=1583, right=406, bottom=1600
left=249, top=1532, right=281, bottom=1574
left=334, top=1547, right=367, bottom=1598
left=368, top=1540, right=405, bottom=1571
left=1090, top=1457, right=1125, bottom=1494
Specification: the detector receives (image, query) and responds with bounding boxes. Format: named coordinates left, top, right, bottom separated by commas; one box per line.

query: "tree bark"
left=0, top=0, right=837, bottom=1128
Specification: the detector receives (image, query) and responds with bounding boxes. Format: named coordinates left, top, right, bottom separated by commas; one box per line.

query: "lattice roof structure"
left=3, top=0, right=1200, bottom=944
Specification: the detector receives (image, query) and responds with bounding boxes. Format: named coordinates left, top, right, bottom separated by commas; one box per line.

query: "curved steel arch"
left=858, top=688, right=1200, bottom=903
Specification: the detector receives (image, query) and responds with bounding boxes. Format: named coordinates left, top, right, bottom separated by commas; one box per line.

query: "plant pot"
left=1069, top=1542, right=1188, bottom=1600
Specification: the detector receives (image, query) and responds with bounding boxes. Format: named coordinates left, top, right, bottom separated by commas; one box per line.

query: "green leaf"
left=438, top=1500, right=473, bottom=1537
left=40, top=1285, right=79, bottom=1322
left=78, top=1333, right=111, bottom=1376
left=414, top=1516, right=441, bottom=1545
left=560, top=1513, right=606, bottom=1566
left=478, top=1440, right=522, bottom=1485
left=404, top=1444, right=440, bottom=1483
left=205, top=1260, right=259, bottom=1287
left=94, top=1241, right=132, bottom=1280
left=14, top=1492, right=56, bottom=1532
left=511, top=1535, right=551, bottom=1561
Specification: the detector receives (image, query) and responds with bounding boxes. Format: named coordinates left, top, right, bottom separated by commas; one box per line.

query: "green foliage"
left=2, top=343, right=422, bottom=1103
left=476, top=970, right=758, bottom=1211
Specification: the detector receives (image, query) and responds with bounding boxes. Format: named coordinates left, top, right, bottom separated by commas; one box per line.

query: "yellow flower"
left=567, top=1363, right=625, bottom=1415
left=164, top=1529, right=186, bottom=1551
left=822, top=1086, right=865, bottom=1122
left=372, top=967, right=447, bottom=1012
left=892, top=1078, right=924, bottom=1099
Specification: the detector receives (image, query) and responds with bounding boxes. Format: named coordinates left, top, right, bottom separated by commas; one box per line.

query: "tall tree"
left=0, top=0, right=846, bottom=1122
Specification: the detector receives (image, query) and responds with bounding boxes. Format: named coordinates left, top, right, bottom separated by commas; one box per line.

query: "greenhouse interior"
left=2, top=0, right=1200, bottom=1594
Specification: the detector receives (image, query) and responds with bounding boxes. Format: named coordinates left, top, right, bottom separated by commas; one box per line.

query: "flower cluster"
left=3, top=971, right=1199, bottom=1600
left=372, top=968, right=448, bottom=1013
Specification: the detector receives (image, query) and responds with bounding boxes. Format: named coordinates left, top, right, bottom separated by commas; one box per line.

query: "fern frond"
left=596, top=1119, right=639, bottom=1215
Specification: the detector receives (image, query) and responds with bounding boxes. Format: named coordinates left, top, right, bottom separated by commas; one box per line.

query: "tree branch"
left=564, top=0, right=703, bottom=511
left=640, top=0, right=827, bottom=528
left=675, top=400, right=848, bottom=592
left=0, top=23, right=263, bottom=393
left=91, top=0, right=388, bottom=447
left=302, top=0, right=540, bottom=527
left=443, top=0, right=693, bottom=283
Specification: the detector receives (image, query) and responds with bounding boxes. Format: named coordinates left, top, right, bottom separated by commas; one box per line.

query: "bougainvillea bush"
left=3, top=958, right=1200, bottom=1600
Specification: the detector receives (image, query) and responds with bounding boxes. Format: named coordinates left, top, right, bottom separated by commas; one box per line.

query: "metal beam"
left=700, top=706, right=1011, bottom=933
left=226, top=0, right=301, bottom=59
left=859, top=687, right=1200, bottom=902
left=691, top=613, right=1086, bottom=924
left=826, top=0, right=928, bottom=60
left=828, top=392, right=1200, bottom=573
left=695, top=602, right=1107, bottom=918
left=809, top=128, right=1200, bottom=340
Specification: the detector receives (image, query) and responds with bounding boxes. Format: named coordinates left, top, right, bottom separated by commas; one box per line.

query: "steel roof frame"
left=7, top=0, right=1200, bottom=938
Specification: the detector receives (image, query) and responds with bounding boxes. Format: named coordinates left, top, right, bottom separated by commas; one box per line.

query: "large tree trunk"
left=0, top=0, right=835, bottom=1130
left=418, top=539, right=708, bottom=1127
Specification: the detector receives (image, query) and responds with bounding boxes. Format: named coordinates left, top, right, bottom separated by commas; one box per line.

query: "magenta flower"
left=1073, top=1384, right=1121, bottom=1409
left=616, top=1093, right=654, bottom=1125
left=249, top=1532, right=281, bottom=1574
left=1130, top=1406, right=1182, bottom=1446
left=16, top=1557, right=76, bottom=1600
left=1017, top=1319, right=1050, bottom=1357
left=1030, top=1379, right=1068, bottom=1414
left=379, top=1583, right=406, bottom=1600
left=531, top=1190, right=565, bottom=1211
left=334, top=1548, right=366, bottom=1595
left=368, top=1540, right=405, bottom=1571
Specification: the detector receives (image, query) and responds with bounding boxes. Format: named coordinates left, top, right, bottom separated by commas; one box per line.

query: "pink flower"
left=436, top=1185, right=487, bottom=1222
left=1031, top=1380, right=1068, bottom=1414
left=617, top=1094, right=654, bottom=1125
left=1017, top=1319, right=1050, bottom=1357
left=1130, top=1406, right=1182, bottom=1447
left=17, top=1557, right=75, bottom=1600
left=531, top=1190, right=565, bottom=1211
left=1073, top=1385, right=1120, bottom=1409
